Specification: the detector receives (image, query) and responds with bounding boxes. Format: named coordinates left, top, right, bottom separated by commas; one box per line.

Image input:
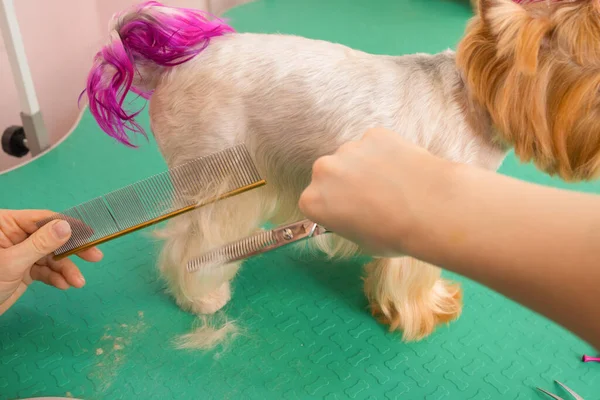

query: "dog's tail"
left=83, top=1, right=234, bottom=146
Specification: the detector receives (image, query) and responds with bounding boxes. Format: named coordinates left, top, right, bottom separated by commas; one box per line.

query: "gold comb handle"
left=53, top=181, right=265, bottom=260
left=36, top=144, right=265, bottom=260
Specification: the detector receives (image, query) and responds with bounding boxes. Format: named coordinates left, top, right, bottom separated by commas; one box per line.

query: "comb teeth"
left=37, top=144, right=264, bottom=258
left=187, top=230, right=277, bottom=272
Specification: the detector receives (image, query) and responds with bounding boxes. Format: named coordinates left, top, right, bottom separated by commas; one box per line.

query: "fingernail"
left=53, top=220, right=71, bottom=239
left=78, top=274, right=86, bottom=286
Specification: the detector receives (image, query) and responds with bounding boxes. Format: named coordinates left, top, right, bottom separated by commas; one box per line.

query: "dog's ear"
left=481, top=0, right=552, bottom=73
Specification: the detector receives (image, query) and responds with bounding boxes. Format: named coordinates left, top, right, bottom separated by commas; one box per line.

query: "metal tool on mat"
left=187, top=219, right=329, bottom=272
left=37, top=144, right=265, bottom=260
left=536, top=380, right=584, bottom=400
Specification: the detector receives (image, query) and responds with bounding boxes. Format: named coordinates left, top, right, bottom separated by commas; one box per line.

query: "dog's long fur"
left=85, top=0, right=600, bottom=347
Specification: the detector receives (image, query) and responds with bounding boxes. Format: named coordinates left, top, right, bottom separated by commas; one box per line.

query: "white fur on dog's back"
left=151, top=33, right=504, bottom=170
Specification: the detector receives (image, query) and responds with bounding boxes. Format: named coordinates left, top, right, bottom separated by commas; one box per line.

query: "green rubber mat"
left=1, top=0, right=598, bottom=398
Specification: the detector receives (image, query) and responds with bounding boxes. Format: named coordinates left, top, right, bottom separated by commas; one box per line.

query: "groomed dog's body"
left=150, top=33, right=497, bottom=340
left=85, top=0, right=600, bottom=346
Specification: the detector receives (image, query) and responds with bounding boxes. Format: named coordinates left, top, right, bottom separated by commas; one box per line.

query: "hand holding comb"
left=37, top=144, right=265, bottom=260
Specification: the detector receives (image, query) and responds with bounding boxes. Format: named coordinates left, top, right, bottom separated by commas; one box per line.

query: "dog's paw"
left=176, top=282, right=232, bottom=315
left=368, top=278, right=462, bottom=341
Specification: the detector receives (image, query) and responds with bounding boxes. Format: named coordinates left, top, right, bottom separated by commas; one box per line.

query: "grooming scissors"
left=536, top=380, right=585, bottom=400
left=186, top=219, right=330, bottom=272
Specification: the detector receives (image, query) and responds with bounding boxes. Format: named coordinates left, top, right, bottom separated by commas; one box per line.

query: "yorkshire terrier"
left=84, top=0, right=600, bottom=347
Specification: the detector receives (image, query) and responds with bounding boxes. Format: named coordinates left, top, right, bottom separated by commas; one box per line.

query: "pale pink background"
left=0, top=0, right=250, bottom=172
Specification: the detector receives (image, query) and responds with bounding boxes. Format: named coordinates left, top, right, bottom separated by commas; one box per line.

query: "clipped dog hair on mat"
left=174, top=314, right=241, bottom=350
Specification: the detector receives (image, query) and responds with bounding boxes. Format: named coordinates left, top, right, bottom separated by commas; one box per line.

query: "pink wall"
left=0, top=0, right=222, bottom=172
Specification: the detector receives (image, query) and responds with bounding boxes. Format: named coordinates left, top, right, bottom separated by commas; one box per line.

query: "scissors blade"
left=536, top=381, right=585, bottom=400
left=186, top=219, right=329, bottom=272
left=555, top=381, right=584, bottom=400
left=536, top=387, right=564, bottom=400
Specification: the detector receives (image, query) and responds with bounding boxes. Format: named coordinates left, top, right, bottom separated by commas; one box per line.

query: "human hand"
left=0, top=209, right=103, bottom=315
left=299, top=127, right=454, bottom=257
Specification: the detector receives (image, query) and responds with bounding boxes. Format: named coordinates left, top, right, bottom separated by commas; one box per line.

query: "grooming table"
left=0, top=0, right=598, bottom=398
left=0, top=0, right=49, bottom=158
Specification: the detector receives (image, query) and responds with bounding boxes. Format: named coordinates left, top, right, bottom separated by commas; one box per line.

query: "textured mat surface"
left=1, top=0, right=598, bottom=399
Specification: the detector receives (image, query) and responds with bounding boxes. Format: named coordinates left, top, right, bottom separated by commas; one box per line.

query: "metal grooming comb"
left=186, top=219, right=329, bottom=272
left=37, top=144, right=265, bottom=260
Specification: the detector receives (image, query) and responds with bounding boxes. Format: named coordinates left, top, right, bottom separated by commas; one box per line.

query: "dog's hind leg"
left=364, top=256, right=462, bottom=340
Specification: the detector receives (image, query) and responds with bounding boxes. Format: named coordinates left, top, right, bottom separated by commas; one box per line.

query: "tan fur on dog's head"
left=457, top=0, right=600, bottom=181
